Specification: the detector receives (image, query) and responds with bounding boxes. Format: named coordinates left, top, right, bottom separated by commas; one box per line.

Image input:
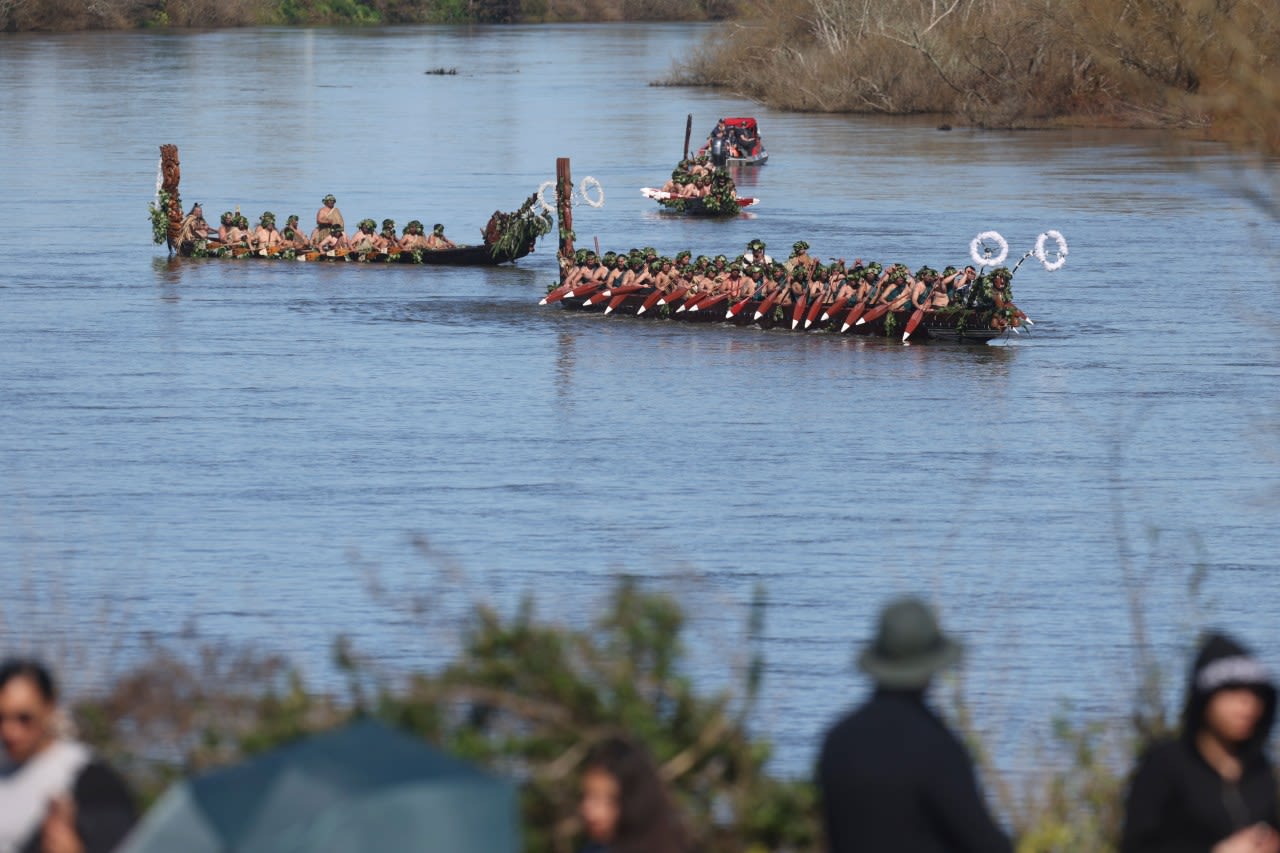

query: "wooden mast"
left=556, top=157, right=574, bottom=285
left=159, top=144, right=183, bottom=254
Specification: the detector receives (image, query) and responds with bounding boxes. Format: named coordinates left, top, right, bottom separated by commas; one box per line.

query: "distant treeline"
left=672, top=0, right=1279, bottom=152
left=0, top=0, right=734, bottom=30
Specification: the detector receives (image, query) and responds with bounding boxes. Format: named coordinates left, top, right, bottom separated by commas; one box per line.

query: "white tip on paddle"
left=753, top=311, right=764, bottom=320
left=676, top=305, right=687, bottom=313
left=725, top=310, right=735, bottom=319
left=791, top=320, right=799, bottom=330
left=820, top=312, right=830, bottom=321
left=636, top=307, right=647, bottom=315
left=604, top=307, right=614, bottom=315
left=855, top=317, right=866, bottom=326
left=840, top=323, right=851, bottom=333
left=902, top=332, right=911, bottom=342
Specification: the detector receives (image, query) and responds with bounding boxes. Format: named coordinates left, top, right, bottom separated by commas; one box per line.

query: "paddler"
left=400, top=221, right=429, bottom=251
left=380, top=219, right=401, bottom=252
left=252, top=211, right=284, bottom=250
left=426, top=223, right=456, bottom=250
left=282, top=215, right=311, bottom=250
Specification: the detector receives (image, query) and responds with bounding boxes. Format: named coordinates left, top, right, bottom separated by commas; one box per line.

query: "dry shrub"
left=680, top=0, right=1280, bottom=138
left=163, top=0, right=264, bottom=26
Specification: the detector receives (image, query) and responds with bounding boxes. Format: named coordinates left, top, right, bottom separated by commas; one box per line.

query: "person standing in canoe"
left=176, top=202, right=208, bottom=246
left=312, top=194, right=344, bottom=244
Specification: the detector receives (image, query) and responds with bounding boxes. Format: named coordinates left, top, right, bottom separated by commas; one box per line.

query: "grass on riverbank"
left=0, top=0, right=734, bottom=30
left=671, top=0, right=1279, bottom=152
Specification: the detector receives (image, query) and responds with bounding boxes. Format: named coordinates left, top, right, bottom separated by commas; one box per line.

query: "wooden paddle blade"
left=637, top=288, right=664, bottom=315
left=861, top=302, right=893, bottom=324
left=727, top=295, right=753, bottom=318
left=822, top=297, right=849, bottom=322
left=570, top=281, right=604, bottom=300
left=840, top=299, right=869, bottom=332
left=805, top=297, right=825, bottom=329
left=791, top=293, right=808, bottom=330
left=698, top=293, right=729, bottom=313
left=754, top=291, right=780, bottom=321
left=541, top=283, right=574, bottom=305
left=659, top=284, right=688, bottom=307
left=605, top=291, right=629, bottom=314
left=903, top=306, right=927, bottom=340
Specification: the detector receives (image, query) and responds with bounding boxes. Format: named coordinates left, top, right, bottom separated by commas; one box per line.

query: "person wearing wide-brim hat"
left=817, top=596, right=1011, bottom=853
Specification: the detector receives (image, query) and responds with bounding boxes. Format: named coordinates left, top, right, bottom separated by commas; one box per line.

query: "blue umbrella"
left=118, top=719, right=519, bottom=853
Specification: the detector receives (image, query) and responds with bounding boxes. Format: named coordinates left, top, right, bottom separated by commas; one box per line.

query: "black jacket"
left=817, top=689, right=1012, bottom=853
left=18, top=760, right=136, bottom=853
left=1121, top=633, right=1279, bottom=852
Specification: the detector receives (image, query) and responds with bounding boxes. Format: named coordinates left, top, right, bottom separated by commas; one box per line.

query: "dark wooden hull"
left=554, top=289, right=1004, bottom=343
left=177, top=239, right=535, bottom=266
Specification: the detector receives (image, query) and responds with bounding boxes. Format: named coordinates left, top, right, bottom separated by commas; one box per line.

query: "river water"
left=1, top=23, right=1278, bottom=779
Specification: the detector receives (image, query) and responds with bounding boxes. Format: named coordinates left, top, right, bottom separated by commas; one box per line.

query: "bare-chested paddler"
left=425, top=224, right=456, bottom=250
left=282, top=215, right=311, bottom=250
left=252, top=212, right=284, bottom=250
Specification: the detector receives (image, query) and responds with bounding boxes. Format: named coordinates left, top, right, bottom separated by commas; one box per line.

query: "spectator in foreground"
left=578, top=735, right=690, bottom=853
left=817, top=596, right=1012, bottom=853
left=0, top=659, right=136, bottom=853
left=1122, top=633, right=1279, bottom=853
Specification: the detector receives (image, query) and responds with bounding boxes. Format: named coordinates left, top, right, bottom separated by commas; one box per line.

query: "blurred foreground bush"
left=71, top=578, right=818, bottom=853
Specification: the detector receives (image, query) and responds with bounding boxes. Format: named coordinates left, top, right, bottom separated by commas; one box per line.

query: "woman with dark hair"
left=0, top=659, right=136, bottom=853
left=578, top=736, right=690, bottom=853
left=1121, top=633, right=1280, bottom=853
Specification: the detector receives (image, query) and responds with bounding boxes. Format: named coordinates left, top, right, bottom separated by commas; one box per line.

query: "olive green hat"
left=358, top=218, right=376, bottom=231
left=433, top=224, right=445, bottom=234
left=857, top=597, right=963, bottom=689
left=323, top=194, right=337, bottom=203
left=260, top=211, right=275, bottom=224
left=792, top=240, right=809, bottom=254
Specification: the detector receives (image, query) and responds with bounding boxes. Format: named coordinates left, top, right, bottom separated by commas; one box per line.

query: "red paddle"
left=820, top=297, right=848, bottom=323
left=636, top=288, right=666, bottom=315
left=804, top=293, right=826, bottom=329
left=839, top=296, right=871, bottom=333
left=790, top=292, right=808, bottom=330
left=658, top=283, right=689, bottom=307
left=603, top=284, right=647, bottom=314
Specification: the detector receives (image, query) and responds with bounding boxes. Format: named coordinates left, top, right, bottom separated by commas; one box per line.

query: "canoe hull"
left=555, top=290, right=1003, bottom=342
left=177, top=240, right=535, bottom=265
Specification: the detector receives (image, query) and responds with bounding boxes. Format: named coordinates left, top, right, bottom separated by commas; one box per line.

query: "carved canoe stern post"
left=160, top=144, right=183, bottom=253
left=556, top=157, right=574, bottom=285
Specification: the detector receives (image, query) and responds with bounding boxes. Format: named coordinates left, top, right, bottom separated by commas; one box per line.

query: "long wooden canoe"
left=550, top=288, right=1005, bottom=343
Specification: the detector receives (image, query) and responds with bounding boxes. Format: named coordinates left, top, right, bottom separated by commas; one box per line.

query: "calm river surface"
left=1, top=23, right=1278, bottom=777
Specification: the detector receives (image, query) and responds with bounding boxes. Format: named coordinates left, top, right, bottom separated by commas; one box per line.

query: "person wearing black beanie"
left=1121, top=633, right=1279, bottom=853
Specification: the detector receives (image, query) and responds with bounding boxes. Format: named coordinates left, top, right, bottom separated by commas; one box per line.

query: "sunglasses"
left=0, top=711, right=37, bottom=726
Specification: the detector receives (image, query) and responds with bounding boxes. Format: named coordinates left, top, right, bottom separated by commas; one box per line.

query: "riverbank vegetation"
left=61, top=575, right=1172, bottom=852
left=672, top=0, right=1279, bottom=152
left=0, top=0, right=734, bottom=30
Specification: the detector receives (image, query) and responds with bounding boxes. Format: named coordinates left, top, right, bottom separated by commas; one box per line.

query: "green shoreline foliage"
left=67, top=576, right=1163, bottom=852
left=1, top=0, right=735, bottom=30
left=671, top=0, right=1279, bottom=152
